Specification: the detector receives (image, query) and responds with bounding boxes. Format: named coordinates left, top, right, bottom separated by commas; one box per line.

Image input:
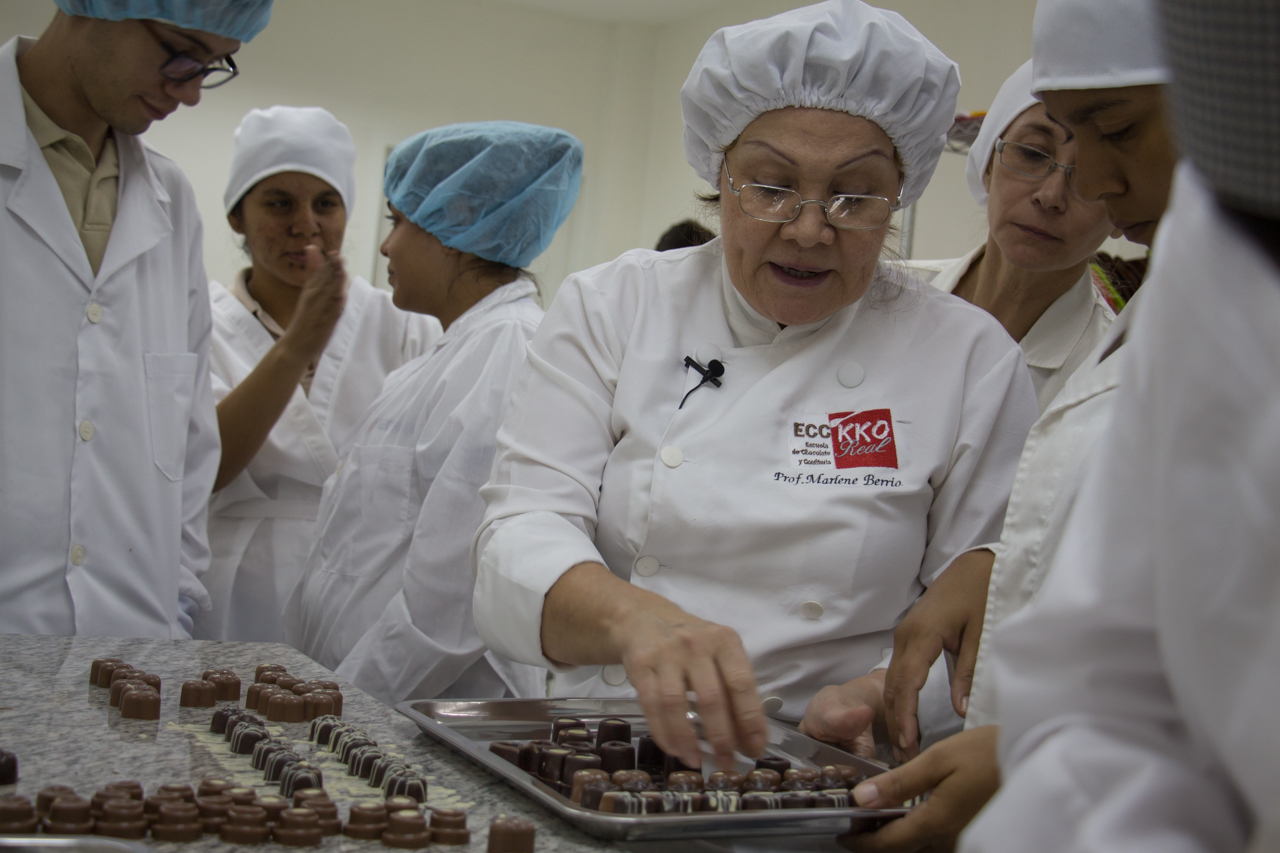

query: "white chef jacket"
left=961, top=165, right=1270, bottom=851
left=195, top=273, right=440, bottom=642
left=284, top=277, right=546, bottom=700
left=0, top=37, right=220, bottom=638
left=473, top=239, right=1040, bottom=722
left=905, top=245, right=1115, bottom=412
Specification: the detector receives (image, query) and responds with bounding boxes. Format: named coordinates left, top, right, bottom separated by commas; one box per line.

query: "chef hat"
left=54, top=0, right=272, bottom=42
left=1032, top=0, right=1169, bottom=93
left=223, top=106, right=356, bottom=215
left=966, top=61, right=1039, bottom=208
left=384, top=121, right=583, bottom=270
left=680, top=0, right=960, bottom=210
left=1160, top=0, right=1280, bottom=218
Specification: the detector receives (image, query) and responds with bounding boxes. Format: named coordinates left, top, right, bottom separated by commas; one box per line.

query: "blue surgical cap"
left=384, top=121, right=583, bottom=270
left=54, top=0, right=273, bottom=43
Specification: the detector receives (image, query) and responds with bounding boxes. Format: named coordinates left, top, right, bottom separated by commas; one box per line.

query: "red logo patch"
left=828, top=408, right=898, bottom=469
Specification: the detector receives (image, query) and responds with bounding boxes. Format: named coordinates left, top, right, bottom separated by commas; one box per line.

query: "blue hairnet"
left=384, top=121, right=583, bottom=270
left=54, top=0, right=273, bottom=42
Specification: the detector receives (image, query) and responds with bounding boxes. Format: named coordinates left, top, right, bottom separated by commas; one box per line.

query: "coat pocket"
left=144, top=352, right=198, bottom=481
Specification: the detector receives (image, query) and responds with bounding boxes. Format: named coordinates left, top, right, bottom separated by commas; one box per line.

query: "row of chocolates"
left=87, top=658, right=163, bottom=719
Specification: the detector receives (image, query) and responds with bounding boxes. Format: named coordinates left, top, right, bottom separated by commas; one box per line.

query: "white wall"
left=1, top=0, right=1140, bottom=305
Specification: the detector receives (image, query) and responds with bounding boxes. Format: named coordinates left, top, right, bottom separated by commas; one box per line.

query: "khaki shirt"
left=20, top=85, right=118, bottom=275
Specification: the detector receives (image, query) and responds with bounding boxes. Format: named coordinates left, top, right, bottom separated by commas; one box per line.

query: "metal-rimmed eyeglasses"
left=142, top=20, right=239, bottom=89
left=995, top=138, right=1076, bottom=183
left=723, top=161, right=897, bottom=231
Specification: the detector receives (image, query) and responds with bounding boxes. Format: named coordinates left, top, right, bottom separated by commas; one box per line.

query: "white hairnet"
left=1032, top=0, right=1170, bottom=93
left=53, top=0, right=272, bottom=42
left=223, top=106, right=356, bottom=215
left=966, top=61, right=1038, bottom=208
left=680, top=0, right=960, bottom=210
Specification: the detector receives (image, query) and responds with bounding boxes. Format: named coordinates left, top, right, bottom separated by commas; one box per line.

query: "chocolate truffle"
left=661, top=791, right=705, bottom=813
left=119, top=685, right=160, bottom=720
left=370, top=757, right=409, bottom=789
left=707, top=770, right=746, bottom=792
left=595, top=717, right=632, bottom=748
left=350, top=745, right=386, bottom=779
left=221, top=804, right=270, bottom=844
left=598, top=740, right=636, bottom=774
left=667, top=770, right=704, bottom=792
left=290, top=788, right=326, bottom=809
left=252, top=739, right=293, bottom=771
left=516, top=739, right=557, bottom=774
left=109, top=666, right=143, bottom=686
left=150, top=801, right=203, bottom=842
left=207, top=673, right=241, bottom=702
left=430, top=807, right=470, bottom=845
left=342, top=800, right=388, bottom=840
left=780, top=778, right=817, bottom=792
left=90, top=658, right=123, bottom=685
left=561, top=752, right=603, bottom=787
left=833, top=764, right=866, bottom=786
left=96, top=798, right=147, bottom=838
left=743, top=769, right=782, bottom=792
left=382, top=808, right=431, bottom=849
left=784, top=767, right=820, bottom=783
left=636, top=735, right=665, bottom=777
left=274, top=675, right=305, bottom=692
left=536, top=747, right=572, bottom=788
left=487, top=815, right=536, bottom=853
left=255, top=685, right=284, bottom=714
left=816, top=766, right=848, bottom=790
left=598, top=790, right=651, bottom=814
left=255, top=663, right=288, bottom=681
left=157, top=783, right=196, bottom=803
left=702, top=790, right=742, bottom=812
left=36, top=785, right=77, bottom=815
left=257, top=669, right=285, bottom=685
left=273, top=807, right=323, bottom=847
left=89, top=787, right=131, bottom=818
left=280, top=762, right=324, bottom=798
left=196, top=794, right=233, bottom=832
left=338, top=734, right=377, bottom=764
left=384, top=796, right=420, bottom=814
left=44, top=795, right=93, bottom=834
left=610, top=769, right=652, bottom=788
left=180, top=680, right=217, bottom=707
left=313, top=688, right=343, bottom=716
left=383, top=772, right=428, bottom=803
left=488, top=740, right=523, bottom=766
left=570, top=769, right=610, bottom=804
left=742, top=791, right=782, bottom=810
left=95, top=660, right=129, bottom=688
left=226, top=787, right=258, bottom=806
left=137, top=672, right=163, bottom=692
left=224, top=711, right=262, bottom=742
left=297, top=794, right=340, bottom=835
left=755, top=755, right=791, bottom=775
left=245, top=681, right=269, bottom=709
left=550, top=717, right=584, bottom=741
left=230, top=723, right=270, bottom=755
left=812, top=789, right=851, bottom=808
left=0, top=749, right=16, bottom=785
left=265, top=750, right=302, bottom=783
left=555, top=726, right=592, bottom=745
left=250, top=794, right=289, bottom=824
left=310, top=680, right=341, bottom=691
left=210, top=703, right=241, bottom=734
left=302, top=691, right=336, bottom=721
left=579, top=780, right=618, bottom=811
left=109, top=678, right=147, bottom=707
left=143, top=792, right=185, bottom=822
left=104, top=780, right=144, bottom=801
left=267, top=691, right=306, bottom=723
left=308, top=715, right=343, bottom=746
left=0, top=794, right=38, bottom=834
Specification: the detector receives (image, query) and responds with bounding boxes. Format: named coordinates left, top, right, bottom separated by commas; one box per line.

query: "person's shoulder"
left=875, top=266, right=1019, bottom=352
left=138, top=139, right=196, bottom=201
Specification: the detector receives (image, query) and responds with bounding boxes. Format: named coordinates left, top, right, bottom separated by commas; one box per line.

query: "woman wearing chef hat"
left=195, top=106, right=442, bottom=642
left=471, top=0, right=1040, bottom=770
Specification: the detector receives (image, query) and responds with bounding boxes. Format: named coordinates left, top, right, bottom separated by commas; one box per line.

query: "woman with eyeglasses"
left=905, top=61, right=1118, bottom=413
left=470, top=0, right=1039, bottom=772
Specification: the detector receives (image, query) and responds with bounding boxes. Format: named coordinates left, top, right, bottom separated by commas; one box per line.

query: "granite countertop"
left=0, top=634, right=620, bottom=852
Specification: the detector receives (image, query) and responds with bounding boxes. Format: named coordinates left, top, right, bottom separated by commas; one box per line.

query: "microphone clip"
left=680, top=356, right=725, bottom=409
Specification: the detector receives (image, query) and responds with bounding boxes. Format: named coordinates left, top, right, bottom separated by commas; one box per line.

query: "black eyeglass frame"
left=722, top=160, right=899, bottom=232
left=141, top=20, right=239, bottom=89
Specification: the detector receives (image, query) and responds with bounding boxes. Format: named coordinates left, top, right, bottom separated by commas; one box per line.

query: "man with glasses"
left=0, top=0, right=272, bottom=639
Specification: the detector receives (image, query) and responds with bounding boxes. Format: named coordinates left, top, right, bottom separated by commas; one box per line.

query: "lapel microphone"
left=680, top=356, right=725, bottom=409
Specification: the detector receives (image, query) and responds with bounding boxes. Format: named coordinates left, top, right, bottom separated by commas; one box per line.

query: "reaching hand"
left=279, top=245, right=348, bottom=368
left=799, top=670, right=884, bottom=759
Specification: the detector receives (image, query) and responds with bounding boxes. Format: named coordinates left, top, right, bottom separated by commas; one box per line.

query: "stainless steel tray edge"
left=397, top=698, right=908, bottom=842
left=0, top=839, right=149, bottom=852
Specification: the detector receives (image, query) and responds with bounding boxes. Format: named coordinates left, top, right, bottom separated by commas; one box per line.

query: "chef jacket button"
left=800, top=601, right=825, bottom=620
left=837, top=361, right=865, bottom=388
left=602, top=664, right=628, bottom=686
left=660, top=446, right=684, bottom=468
left=634, top=555, right=660, bottom=577
left=70, top=544, right=85, bottom=566
left=85, top=303, right=103, bottom=324
left=762, top=696, right=784, bottom=716
left=695, top=343, right=722, bottom=365
left=78, top=420, right=95, bottom=441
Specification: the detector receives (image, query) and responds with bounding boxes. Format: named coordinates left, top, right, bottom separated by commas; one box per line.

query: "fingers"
left=838, top=804, right=940, bottom=853
left=714, top=631, right=767, bottom=761
left=951, top=624, right=981, bottom=718
left=687, top=649, right=734, bottom=769
left=883, top=637, right=938, bottom=758
left=852, top=751, right=943, bottom=809
left=800, top=683, right=875, bottom=751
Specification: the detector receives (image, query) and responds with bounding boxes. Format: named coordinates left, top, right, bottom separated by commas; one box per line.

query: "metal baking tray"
left=398, top=698, right=908, bottom=841
left=0, top=840, right=147, bottom=853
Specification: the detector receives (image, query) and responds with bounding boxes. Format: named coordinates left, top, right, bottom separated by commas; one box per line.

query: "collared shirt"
left=904, top=246, right=1115, bottom=412
left=20, top=85, right=118, bottom=275
left=227, top=268, right=315, bottom=394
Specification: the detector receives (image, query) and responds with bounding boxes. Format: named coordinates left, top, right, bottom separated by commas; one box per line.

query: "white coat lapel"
left=95, top=135, right=170, bottom=286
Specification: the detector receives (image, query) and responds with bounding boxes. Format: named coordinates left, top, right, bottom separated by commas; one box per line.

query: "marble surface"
left=0, top=634, right=620, bottom=851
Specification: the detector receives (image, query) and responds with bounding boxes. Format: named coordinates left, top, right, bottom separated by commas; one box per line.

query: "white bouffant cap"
left=966, top=60, right=1039, bottom=208
left=1032, top=0, right=1169, bottom=94
left=680, top=0, right=960, bottom=210
left=224, top=105, right=357, bottom=215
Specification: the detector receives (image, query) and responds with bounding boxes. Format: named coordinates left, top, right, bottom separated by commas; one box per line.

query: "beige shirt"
left=227, top=268, right=316, bottom=394
left=20, top=85, right=117, bottom=275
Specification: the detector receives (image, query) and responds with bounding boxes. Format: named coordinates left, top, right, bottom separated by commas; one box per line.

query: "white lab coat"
left=905, top=245, right=1115, bottom=413
left=961, top=165, right=1271, bottom=851
left=285, top=277, right=546, bottom=700
left=0, top=37, right=220, bottom=638
left=195, top=273, right=441, bottom=642
left=472, top=240, right=1040, bottom=722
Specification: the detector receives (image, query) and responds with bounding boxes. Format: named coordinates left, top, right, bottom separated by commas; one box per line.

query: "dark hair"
left=656, top=219, right=717, bottom=251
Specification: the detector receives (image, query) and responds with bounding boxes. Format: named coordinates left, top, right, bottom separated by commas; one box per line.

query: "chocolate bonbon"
left=488, top=740, right=522, bottom=766
left=295, top=793, right=340, bottom=835
left=382, top=808, right=431, bottom=848
left=384, top=796, right=420, bottom=814
left=570, top=769, right=610, bottom=803
left=308, top=715, right=343, bottom=746
left=743, top=768, right=782, bottom=792
left=550, top=717, right=583, bottom=741
left=596, top=717, right=632, bottom=747
left=36, top=784, right=77, bottom=815
left=0, top=749, right=16, bottom=785
left=90, top=658, right=123, bottom=685
left=487, top=815, right=536, bottom=853
left=707, top=770, right=746, bottom=792
left=430, top=807, right=471, bottom=845
left=207, top=673, right=241, bottom=702
left=95, top=660, right=129, bottom=688
left=96, top=798, right=148, bottom=838
left=273, top=807, right=323, bottom=846
left=250, top=794, right=289, bottom=825
left=667, top=770, right=704, bottom=792
left=221, top=804, right=271, bottom=844
left=383, top=771, right=428, bottom=803
left=264, top=749, right=302, bottom=782
left=43, top=795, right=94, bottom=834
left=255, top=663, right=288, bottom=681
left=302, top=691, right=336, bottom=720
left=196, top=794, right=233, bottom=832
left=144, top=792, right=185, bottom=823
left=210, top=703, right=241, bottom=734
left=598, top=739, right=635, bottom=774
left=231, top=724, right=271, bottom=755
left=280, top=762, right=324, bottom=798
left=89, top=787, right=131, bottom=818
left=756, top=755, right=791, bottom=775
left=636, top=735, right=665, bottom=777
left=579, top=780, right=618, bottom=811
left=109, top=678, right=147, bottom=707
left=0, top=794, right=38, bottom=834
left=703, top=791, right=742, bottom=812
left=104, top=780, right=144, bottom=801
left=157, top=783, right=196, bottom=803
left=226, top=787, right=258, bottom=806
left=180, top=680, right=217, bottom=707
left=119, top=685, right=160, bottom=720
left=150, top=801, right=204, bottom=841
left=343, top=800, right=388, bottom=840
left=267, top=691, right=306, bottom=723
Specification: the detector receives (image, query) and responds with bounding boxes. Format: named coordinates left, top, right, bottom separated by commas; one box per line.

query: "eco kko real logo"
left=789, top=408, right=898, bottom=470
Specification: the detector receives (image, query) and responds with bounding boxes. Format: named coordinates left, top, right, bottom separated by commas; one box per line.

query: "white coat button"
left=78, top=420, right=95, bottom=441
left=70, top=545, right=85, bottom=566
left=837, top=361, right=865, bottom=388
left=602, top=664, right=628, bottom=686
left=85, top=303, right=103, bottom=324
left=634, top=555, right=660, bottom=577
left=694, top=343, right=722, bottom=365
left=660, top=446, right=684, bottom=468
left=800, top=600, right=825, bottom=620
left=762, top=696, right=784, bottom=716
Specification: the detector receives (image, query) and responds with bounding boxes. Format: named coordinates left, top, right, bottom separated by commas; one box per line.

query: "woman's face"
left=719, top=107, right=900, bottom=327
left=229, top=172, right=346, bottom=288
left=985, top=103, right=1114, bottom=272
left=380, top=204, right=454, bottom=315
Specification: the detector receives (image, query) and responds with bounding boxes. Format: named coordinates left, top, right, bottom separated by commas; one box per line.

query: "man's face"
left=68, top=17, right=239, bottom=134
left=1040, top=85, right=1177, bottom=247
